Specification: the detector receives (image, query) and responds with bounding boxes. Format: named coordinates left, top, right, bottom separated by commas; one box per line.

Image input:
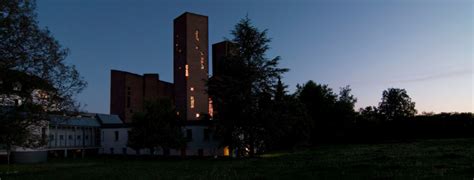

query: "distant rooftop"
left=96, top=113, right=123, bottom=125
left=50, top=115, right=101, bottom=127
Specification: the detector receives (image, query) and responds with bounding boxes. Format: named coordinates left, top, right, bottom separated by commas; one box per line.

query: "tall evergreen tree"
left=208, top=17, right=288, bottom=157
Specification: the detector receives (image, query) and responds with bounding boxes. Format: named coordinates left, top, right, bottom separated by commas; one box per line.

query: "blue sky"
left=36, top=0, right=473, bottom=113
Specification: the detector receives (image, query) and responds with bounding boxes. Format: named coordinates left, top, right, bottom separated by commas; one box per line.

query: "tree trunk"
left=7, top=149, right=11, bottom=165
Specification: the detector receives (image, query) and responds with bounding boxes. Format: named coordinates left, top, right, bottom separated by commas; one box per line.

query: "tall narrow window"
left=114, top=131, right=119, bottom=141
left=127, top=87, right=131, bottom=108
left=208, top=98, right=213, bottom=118
left=195, top=30, right=199, bottom=41
left=186, top=129, right=192, bottom=140
left=185, top=64, right=189, bottom=77
left=200, top=57, right=205, bottom=70
left=203, top=129, right=210, bottom=141
left=190, top=96, right=195, bottom=109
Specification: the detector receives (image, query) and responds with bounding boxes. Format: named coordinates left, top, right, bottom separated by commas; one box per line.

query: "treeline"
left=206, top=16, right=473, bottom=156
left=351, top=112, right=474, bottom=142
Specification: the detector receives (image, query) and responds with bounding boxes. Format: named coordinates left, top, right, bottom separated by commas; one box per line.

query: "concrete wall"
left=100, top=128, right=134, bottom=155
left=183, top=125, right=223, bottom=156
left=49, top=126, right=99, bottom=148
left=99, top=125, right=223, bottom=156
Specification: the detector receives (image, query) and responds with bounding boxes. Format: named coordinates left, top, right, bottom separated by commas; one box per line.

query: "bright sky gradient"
left=36, top=0, right=473, bottom=114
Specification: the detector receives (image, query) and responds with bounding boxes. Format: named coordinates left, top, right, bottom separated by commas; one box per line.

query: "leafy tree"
left=295, top=80, right=337, bottom=143
left=208, top=17, right=288, bottom=157
left=334, top=86, right=357, bottom=136
left=0, top=0, right=86, bottom=164
left=357, top=106, right=381, bottom=124
left=264, top=79, right=311, bottom=150
left=128, top=99, right=185, bottom=155
left=378, top=88, right=417, bottom=121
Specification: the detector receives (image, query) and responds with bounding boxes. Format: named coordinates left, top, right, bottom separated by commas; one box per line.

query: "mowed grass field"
left=1, top=138, right=474, bottom=179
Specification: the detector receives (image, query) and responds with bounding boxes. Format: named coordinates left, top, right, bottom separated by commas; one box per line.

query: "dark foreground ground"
left=1, top=138, right=474, bottom=179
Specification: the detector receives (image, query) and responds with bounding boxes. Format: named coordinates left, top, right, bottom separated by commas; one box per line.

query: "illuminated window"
left=175, top=44, right=178, bottom=47
left=208, top=98, right=213, bottom=117
left=195, top=46, right=198, bottom=50
left=190, top=87, right=194, bottom=91
left=223, top=146, right=230, bottom=156
left=200, top=57, right=205, bottom=69
left=200, top=51, right=204, bottom=56
left=190, top=96, right=195, bottom=109
left=195, top=30, right=199, bottom=41
left=195, top=113, right=200, bottom=118
left=176, top=111, right=180, bottom=116
left=178, top=49, right=182, bottom=53
left=178, top=66, right=182, bottom=70
left=185, top=64, right=189, bottom=77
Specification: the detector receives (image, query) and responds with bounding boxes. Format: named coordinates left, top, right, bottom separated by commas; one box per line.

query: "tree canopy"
left=0, top=0, right=86, bottom=164
left=128, top=99, right=185, bottom=155
left=378, top=88, right=417, bottom=121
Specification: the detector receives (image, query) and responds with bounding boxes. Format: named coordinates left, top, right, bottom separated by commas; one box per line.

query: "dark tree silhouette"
left=128, top=99, right=185, bottom=155
left=334, top=86, right=357, bottom=137
left=0, top=0, right=86, bottom=164
left=264, top=79, right=311, bottom=150
left=208, top=17, right=288, bottom=157
left=378, top=88, right=417, bottom=121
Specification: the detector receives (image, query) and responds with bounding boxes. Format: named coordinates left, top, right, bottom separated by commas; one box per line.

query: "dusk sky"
left=36, top=0, right=473, bottom=114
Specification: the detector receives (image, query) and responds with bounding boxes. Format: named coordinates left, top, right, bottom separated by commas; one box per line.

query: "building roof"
left=96, top=114, right=123, bottom=124
left=50, top=115, right=101, bottom=127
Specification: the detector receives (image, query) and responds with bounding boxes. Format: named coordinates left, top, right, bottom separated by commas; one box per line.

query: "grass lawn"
left=1, top=138, right=474, bottom=179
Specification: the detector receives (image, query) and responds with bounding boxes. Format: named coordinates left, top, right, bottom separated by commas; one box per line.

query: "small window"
left=203, top=129, right=210, bottom=141
left=123, top=148, right=127, bottom=155
left=115, top=131, right=119, bottom=141
left=190, top=87, right=194, bottom=91
left=110, top=148, right=114, bottom=154
left=186, top=129, right=192, bottom=140
left=60, top=135, right=64, bottom=140
left=85, top=135, right=89, bottom=140
left=127, top=96, right=131, bottom=108
left=195, top=113, right=200, bottom=118
left=101, top=131, right=104, bottom=142
left=77, top=135, right=81, bottom=140
left=69, top=135, right=73, bottom=140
